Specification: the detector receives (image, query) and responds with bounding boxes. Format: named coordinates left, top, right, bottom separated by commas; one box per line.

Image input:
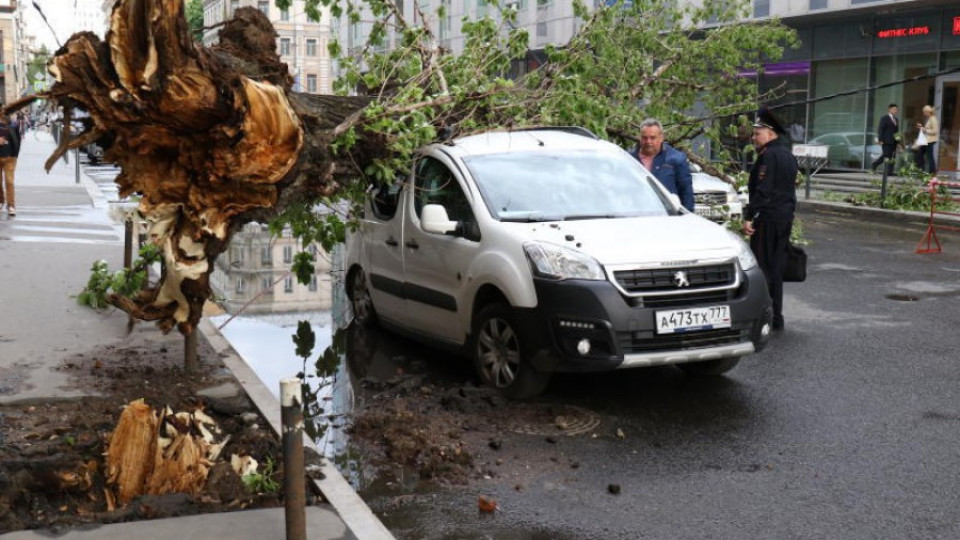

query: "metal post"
left=75, top=148, right=80, bottom=184
left=184, top=331, right=198, bottom=373
left=281, top=378, right=307, bottom=540
left=124, top=221, right=133, bottom=270
left=804, top=163, right=811, bottom=200
left=880, top=164, right=889, bottom=209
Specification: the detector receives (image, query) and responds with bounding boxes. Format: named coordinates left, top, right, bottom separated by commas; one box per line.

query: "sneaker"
left=7, top=207, right=15, bottom=217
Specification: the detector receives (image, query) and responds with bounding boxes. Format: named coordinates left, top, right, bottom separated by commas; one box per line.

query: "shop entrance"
left=935, top=75, right=960, bottom=177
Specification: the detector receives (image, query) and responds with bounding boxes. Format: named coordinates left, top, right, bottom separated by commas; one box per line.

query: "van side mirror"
left=421, top=204, right=458, bottom=234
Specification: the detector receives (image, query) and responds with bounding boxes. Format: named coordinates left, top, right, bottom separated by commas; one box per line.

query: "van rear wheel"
left=473, top=303, right=550, bottom=399
left=350, top=268, right=377, bottom=327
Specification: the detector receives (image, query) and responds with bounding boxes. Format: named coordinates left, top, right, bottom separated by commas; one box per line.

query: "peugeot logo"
left=673, top=270, right=690, bottom=288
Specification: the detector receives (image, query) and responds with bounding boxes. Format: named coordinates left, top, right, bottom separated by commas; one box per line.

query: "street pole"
left=75, top=148, right=80, bottom=184
left=281, top=378, right=307, bottom=540
left=804, top=161, right=811, bottom=200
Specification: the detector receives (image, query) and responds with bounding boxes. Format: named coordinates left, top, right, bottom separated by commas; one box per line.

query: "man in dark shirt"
left=742, top=107, right=798, bottom=332
left=870, top=103, right=899, bottom=175
left=0, top=115, right=21, bottom=217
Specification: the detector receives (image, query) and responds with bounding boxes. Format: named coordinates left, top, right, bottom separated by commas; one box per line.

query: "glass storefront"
left=807, top=59, right=869, bottom=168
left=726, top=6, right=960, bottom=170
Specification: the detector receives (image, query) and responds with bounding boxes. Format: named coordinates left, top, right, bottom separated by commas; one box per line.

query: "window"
left=808, top=0, right=826, bottom=9
left=281, top=9, right=289, bottom=21
left=261, top=246, right=272, bottom=265
left=283, top=245, right=293, bottom=263
left=371, top=182, right=402, bottom=219
left=261, top=277, right=273, bottom=293
left=307, top=74, right=317, bottom=93
left=753, top=0, right=769, bottom=18
left=257, top=1, right=268, bottom=15
left=230, top=0, right=239, bottom=15
left=284, top=276, right=294, bottom=293
left=537, top=0, right=551, bottom=7
left=232, top=246, right=244, bottom=264
left=309, top=275, right=318, bottom=292
left=235, top=276, right=245, bottom=293
left=414, top=157, right=476, bottom=225
left=537, top=22, right=547, bottom=37
left=280, top=38, right=291, bottom=56
left=306, top=39, right=317, bottom=56
left=477, top=0, right=487, bottom=18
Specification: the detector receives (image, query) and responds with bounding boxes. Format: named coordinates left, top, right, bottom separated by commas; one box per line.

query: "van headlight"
left=726, top=229, right=757, bottom=271
left=524, top=242, right=605, bottom=280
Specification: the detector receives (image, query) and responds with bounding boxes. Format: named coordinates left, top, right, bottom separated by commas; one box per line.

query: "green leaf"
left=292, top=320, right=316, bottom=360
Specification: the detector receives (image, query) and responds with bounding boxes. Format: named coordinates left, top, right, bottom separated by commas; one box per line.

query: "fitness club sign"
left=875, top=16, right=960, bottom=39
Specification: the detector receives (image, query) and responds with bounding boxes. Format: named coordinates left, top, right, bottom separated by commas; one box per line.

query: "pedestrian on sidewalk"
left=914, top=105, right=938, bottom=175
left=742, top=106, right=798, bottom=332
left=871, top=103, right=899, bottom=176
left=0, top=114, right=21, bottom=216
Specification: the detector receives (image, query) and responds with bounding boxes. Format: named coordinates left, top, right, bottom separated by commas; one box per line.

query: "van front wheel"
left=473, top=303, right=550, bottom=399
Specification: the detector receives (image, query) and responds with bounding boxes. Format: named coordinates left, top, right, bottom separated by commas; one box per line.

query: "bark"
left=28, top=1, right=384, bottom=335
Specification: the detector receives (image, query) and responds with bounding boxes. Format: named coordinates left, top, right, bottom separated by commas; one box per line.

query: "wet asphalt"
left=345, top=210, right=960, bottom=540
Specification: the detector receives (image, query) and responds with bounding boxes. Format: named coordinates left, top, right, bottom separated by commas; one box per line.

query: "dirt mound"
left=0, top=335, right=302, bottom=534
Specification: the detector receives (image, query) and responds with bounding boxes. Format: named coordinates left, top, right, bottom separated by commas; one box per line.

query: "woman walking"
left=915, top=105, right=939, bottom=174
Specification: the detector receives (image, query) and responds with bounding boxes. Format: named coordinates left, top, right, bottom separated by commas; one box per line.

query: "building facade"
left=742, top=0, right=960, bottom=172
left=210, top=223, right=333, bottom=314
left=0, top=0, right=28, bottom=106
left=333, top=0, right=960, bottom=172
left=201, top=0, right=333, bottom=94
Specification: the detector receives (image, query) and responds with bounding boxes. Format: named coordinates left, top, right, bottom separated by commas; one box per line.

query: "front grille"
left=636, top=290, right=731, bottom=309
left=618, top=328, right=746, bottom=355
left=614, top=263, right=736, bottom=294
left=695, top=192, right=727, bottom=205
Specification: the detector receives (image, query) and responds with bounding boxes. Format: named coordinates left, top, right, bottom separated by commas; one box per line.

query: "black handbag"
left=783, top=242, right=807, bottom=283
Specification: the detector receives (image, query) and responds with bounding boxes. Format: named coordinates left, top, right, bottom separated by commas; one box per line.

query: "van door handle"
left=405, top=239, right=419, bottom=249
left=385, top=237, right=399, bottom=247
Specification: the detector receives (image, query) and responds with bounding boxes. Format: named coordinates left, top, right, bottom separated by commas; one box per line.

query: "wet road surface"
left=338, top=210, right=960, bottom=540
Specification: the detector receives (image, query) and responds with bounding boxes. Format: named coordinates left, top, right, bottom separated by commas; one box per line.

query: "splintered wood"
left=106, top=399, right=229, bottom=505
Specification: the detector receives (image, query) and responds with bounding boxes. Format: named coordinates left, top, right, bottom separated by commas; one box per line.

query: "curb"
left=797, top=197, right=960, bottom=228
left=197, top=318, right=395, bottom=540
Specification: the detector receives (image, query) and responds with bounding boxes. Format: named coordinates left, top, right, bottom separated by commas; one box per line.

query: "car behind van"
left=345, top=128, right=772, bottom=398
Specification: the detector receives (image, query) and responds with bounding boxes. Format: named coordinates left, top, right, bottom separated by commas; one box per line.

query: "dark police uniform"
left=746, top=136, right=797, bottom=330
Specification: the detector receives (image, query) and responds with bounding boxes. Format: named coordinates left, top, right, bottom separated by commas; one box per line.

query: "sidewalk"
left=0, top=131, right=391, bottom=539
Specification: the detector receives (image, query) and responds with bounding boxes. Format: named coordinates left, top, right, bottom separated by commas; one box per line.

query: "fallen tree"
left=7, top=0, right=795, bottom=336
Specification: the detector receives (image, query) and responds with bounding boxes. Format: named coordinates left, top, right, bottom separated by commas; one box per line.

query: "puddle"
left=209, top=311, right=352, bottom=450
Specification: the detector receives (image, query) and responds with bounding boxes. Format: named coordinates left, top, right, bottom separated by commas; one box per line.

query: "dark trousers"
left=914, top=142, right=937, bottom=174
left=872, top=143, right=897, bottom=174
left=750, top=219, right=792, bottom=327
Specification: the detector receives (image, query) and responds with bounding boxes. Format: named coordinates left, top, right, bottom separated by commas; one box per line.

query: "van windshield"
left=463, top=150, right=671, bottom=221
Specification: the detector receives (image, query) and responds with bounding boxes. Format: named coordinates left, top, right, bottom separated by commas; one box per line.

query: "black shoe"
left=772, top=317, right=784, bottom=331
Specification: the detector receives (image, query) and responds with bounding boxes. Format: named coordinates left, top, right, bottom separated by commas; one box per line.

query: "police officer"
left=742, top=106, right=797, bottom=332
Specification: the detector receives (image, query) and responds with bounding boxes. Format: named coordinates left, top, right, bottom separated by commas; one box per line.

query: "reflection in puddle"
left=210, top=312, right=353, bottom=456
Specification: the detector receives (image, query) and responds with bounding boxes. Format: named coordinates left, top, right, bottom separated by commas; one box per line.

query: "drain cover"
left=508, top=404, right=601, bottom=437
left=886, top=294, right=920, bottom=302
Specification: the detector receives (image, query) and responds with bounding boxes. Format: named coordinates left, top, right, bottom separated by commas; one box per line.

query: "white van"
left=345, top=128, right=772, bottom=398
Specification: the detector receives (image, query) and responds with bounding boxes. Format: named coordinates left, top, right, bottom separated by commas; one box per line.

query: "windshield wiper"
left=498, top=211, right=560, bottom=222
left=562, top=213, right=622, bottom=221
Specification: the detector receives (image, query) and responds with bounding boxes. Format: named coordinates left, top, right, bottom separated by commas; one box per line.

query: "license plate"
left=655, top=305, right=731, bottom=334
left=695, top=206, right=723, bottom=218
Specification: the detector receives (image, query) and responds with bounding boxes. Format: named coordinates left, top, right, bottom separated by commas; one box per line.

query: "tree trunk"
left=37, top=1, right=383, bottom=336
